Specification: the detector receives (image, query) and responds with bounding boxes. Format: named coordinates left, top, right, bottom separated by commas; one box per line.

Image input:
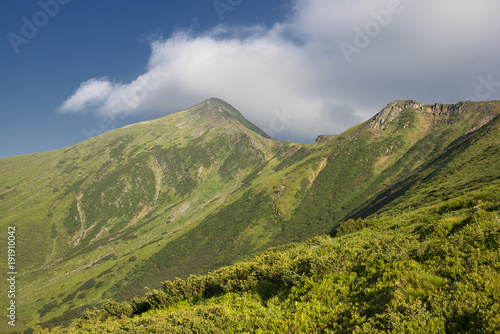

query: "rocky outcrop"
left=430, top=102, right=469, bottom=117
left=369, top=100, right=425, bottom=130
left=368, top=100, right=486, bottom=131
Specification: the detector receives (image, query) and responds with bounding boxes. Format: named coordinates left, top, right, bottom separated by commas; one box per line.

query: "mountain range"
left=1, top=98, right=499, bottom=332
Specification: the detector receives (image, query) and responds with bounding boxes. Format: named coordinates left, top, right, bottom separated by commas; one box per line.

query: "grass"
left=34, top=187, right=500, bottom=333
left=1, top=99, right=499, bottom=332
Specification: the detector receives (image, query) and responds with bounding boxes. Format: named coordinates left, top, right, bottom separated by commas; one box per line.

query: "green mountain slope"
left=286, top=101, right=500, bottom=241
left=35, top=180, right=500, bottom=333
left=1, top=99, right=499, bottom=332
left=0, top=98, right=292, bottom=332
left=134, top=100, right=500, bottom=298
left=348, top=103, right=500, bottom=220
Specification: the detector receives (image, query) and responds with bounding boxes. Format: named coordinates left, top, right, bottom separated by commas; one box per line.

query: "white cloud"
left=60, top=78, right=115, bottom=113
left=60, top=0, right=500, bottom=142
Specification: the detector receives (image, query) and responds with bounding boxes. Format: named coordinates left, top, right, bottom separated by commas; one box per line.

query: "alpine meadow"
left=1, top=98, right=500, bottom=333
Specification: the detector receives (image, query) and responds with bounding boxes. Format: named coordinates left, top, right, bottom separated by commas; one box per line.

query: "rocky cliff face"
left=369, top=100, right=426, bottom=130
left=369, top=100, right=499, bottom=132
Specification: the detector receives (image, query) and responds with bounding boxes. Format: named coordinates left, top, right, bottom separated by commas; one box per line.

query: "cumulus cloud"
left=60, top=78, right=115, bottom=113
left=60, top=0, right=500, bottom=142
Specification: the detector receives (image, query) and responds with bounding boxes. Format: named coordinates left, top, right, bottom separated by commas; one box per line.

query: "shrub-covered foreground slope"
left=35, top=186, right=500, bottom=333
left=35, top=106, right=500, bottom=333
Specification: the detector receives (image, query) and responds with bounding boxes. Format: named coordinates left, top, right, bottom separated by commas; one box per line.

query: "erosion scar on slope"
left=72, top=193, right=86, bottom=246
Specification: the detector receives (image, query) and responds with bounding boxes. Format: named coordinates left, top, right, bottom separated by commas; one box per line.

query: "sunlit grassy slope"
left=35, top=117, right=500, bottom=332
left=37, top=190, right=500, bottom=333
left=0, top=99, right=499, bottom=332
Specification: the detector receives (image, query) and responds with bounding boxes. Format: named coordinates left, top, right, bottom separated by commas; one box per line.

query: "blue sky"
left=1, top=0, right=500, bottom=159
left=0, top=0, right=289, bottom=158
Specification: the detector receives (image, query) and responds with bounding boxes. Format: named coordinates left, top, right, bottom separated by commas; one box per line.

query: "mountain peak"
left=185, top=98, right=272, bottom=139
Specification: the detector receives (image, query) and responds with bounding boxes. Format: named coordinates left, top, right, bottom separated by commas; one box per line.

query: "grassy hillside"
left=349, top=105, right=500, bottom=219
left=0, top=98, right=293, bottom=332
left=1, top=99, right=499, bottom=332
left=111, top=101, right=500, bottom=303
left=34, top=186, right=500, bottom=333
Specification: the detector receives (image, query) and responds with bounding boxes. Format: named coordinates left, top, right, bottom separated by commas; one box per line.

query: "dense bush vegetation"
left=34, top=187, right=500, bottom=333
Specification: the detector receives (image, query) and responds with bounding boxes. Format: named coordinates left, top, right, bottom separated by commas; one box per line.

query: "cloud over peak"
left=60, top=0, right=500, bottom=143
